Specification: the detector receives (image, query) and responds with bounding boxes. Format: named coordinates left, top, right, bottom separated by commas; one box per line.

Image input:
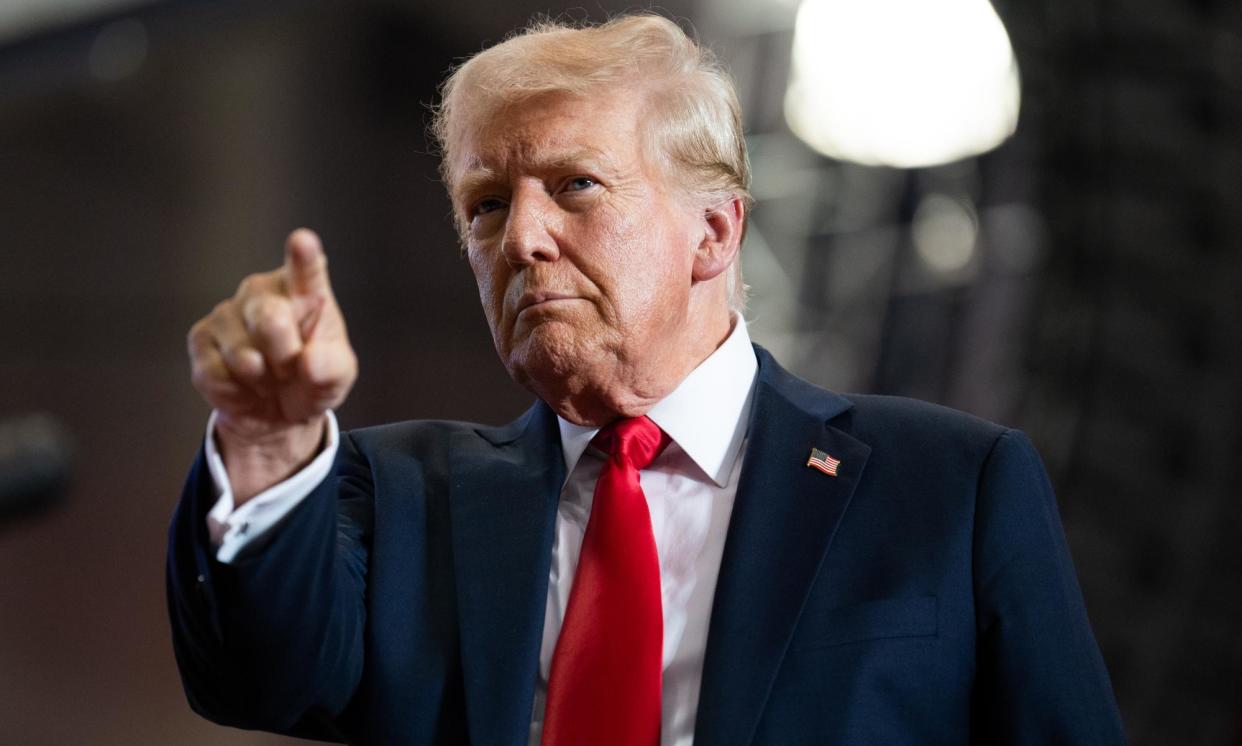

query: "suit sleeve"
left=972, top=429, right=1126, bottom=744
left=166, top=430, right=373, bottom=740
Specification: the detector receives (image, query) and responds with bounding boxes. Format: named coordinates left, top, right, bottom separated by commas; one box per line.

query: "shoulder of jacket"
left=837, top=393, right=1011, bottom=455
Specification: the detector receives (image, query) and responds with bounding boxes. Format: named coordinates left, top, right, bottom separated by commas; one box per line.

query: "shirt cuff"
left=203, top=410, right=340, bottom=564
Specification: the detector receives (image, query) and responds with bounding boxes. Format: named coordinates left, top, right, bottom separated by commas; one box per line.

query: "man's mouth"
left=516, top=292, right=579, bottom=315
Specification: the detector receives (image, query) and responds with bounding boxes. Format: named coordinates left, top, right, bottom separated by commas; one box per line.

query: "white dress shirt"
left=205, top=318, right=758, bottom=745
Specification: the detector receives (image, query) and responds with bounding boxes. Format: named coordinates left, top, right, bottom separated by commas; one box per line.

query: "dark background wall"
left=0, top=1, right=1238, bottom=743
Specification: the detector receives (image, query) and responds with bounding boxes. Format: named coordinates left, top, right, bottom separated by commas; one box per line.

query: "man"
left=168, top=14, right=1125, bottom=745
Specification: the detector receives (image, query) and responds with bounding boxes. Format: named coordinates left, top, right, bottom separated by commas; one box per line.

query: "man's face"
left=453, top=89, right=708, bottom=415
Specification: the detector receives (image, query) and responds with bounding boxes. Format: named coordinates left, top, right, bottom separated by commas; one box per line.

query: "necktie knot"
left=592, top=416, right=670, bottom=471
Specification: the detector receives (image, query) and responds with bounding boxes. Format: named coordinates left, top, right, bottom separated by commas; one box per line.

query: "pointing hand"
left=186, top=229, right=358, bottom=502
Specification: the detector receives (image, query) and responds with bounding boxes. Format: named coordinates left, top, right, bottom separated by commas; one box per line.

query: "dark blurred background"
left=1, top=0, right=1239, bottom=743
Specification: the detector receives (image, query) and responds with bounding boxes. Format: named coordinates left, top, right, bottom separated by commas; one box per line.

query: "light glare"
left=785, top=0, right=1021, bottom=168
left=913, top=194, right=978, bottom=274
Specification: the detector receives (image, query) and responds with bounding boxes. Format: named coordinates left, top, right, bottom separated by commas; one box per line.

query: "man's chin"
left=503, top=325, right=595, bottom=388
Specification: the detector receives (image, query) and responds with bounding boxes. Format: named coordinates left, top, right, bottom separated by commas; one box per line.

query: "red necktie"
left=542, top=416, right=670, bottom=746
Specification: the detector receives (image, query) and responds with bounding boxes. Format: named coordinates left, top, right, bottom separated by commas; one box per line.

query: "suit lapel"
left=694, top=347, right=871, bottom=746
left=449, top=402, right=563, bottom=746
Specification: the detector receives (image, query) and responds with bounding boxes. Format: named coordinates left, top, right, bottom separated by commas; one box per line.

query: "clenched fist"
left=187, top=229, right=357, bottom=503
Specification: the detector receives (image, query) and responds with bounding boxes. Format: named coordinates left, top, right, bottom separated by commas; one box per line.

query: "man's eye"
left=563, top=177, right=597, bottom=192
left=473, top=198, right=506, bottom=216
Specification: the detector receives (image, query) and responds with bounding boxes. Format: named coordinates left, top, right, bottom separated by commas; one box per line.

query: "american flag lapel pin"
left=806, top=447, right=841, bottom=477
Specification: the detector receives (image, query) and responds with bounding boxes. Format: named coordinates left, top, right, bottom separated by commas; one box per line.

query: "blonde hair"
left=431, top=13, right=751, bottom=311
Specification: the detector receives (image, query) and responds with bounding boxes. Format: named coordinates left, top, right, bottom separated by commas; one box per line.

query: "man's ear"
left=692, top=196, right=746, bottom=283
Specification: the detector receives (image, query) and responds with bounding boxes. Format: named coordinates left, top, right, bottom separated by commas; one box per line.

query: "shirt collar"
left=556, top=316, right=758, bottom=487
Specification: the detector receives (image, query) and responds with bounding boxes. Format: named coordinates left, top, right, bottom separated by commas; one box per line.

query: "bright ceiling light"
left=785, top=0, right=1021, bottom=168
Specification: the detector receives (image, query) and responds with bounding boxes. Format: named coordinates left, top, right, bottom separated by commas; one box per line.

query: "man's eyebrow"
left=454, top=147, right=622, bottom=203
left=453, top=167, right=500, bottom=206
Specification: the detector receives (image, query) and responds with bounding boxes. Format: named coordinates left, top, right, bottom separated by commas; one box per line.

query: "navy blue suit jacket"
left=167, top=346, right=1125, bottom=744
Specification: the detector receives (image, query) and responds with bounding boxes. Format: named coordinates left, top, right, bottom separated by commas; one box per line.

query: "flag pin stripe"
left=806, top=447, right=841, bottom=476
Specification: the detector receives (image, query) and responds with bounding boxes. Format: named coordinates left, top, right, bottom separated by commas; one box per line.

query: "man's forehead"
left=449, top=89, right=648, bottom=182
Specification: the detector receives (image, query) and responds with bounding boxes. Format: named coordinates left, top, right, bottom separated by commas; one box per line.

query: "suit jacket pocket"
left=792, top=595, right=938, bottom=651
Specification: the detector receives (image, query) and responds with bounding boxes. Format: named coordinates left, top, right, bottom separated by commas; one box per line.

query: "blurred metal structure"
left=1022, top=3, right=1242, bottom=742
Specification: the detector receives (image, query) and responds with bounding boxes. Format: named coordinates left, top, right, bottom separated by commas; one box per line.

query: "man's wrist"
left=214, top=414, right=327, bottom=505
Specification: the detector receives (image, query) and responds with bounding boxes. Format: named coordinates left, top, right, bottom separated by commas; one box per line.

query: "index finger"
left=284, top=228, right=331, bottom=298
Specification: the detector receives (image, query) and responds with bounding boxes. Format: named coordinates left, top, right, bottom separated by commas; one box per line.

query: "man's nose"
left=501, top=191, right=561, bottom=266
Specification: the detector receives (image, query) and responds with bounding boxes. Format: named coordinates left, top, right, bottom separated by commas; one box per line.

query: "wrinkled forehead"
left=444, top=87, right=653, bottom=192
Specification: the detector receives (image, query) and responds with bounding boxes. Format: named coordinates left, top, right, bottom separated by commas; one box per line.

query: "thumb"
left=297, top=338, right=358, bottom=409
left=284, top=228, right=332, bottom=298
